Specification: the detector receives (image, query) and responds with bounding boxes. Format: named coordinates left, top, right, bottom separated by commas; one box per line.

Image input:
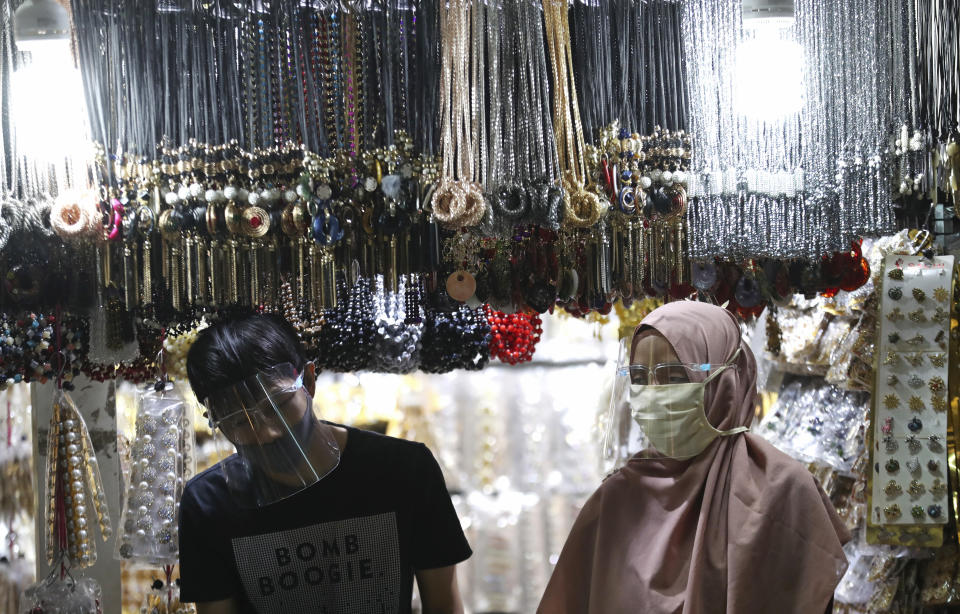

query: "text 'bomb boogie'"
left=258, top=534, right=378, bottom=596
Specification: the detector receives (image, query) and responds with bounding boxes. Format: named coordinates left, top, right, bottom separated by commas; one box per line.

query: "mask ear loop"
left=701, top=346, right=742, bottom=385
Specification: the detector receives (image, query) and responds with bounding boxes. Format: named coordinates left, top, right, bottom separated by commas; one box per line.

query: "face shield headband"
left=202, top=362, right=341, bottom=507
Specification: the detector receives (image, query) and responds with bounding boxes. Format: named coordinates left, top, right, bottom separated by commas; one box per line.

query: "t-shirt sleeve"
left=178, top=482, right=245, bottom=603
left=409, top=443, right=472, bottom=570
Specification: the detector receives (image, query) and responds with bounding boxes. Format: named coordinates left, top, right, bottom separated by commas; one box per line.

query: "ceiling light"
left=13, top=0, right=70, bottom=53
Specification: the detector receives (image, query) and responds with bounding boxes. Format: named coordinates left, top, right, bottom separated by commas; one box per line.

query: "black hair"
left=186, top=312, right=307, bottom=408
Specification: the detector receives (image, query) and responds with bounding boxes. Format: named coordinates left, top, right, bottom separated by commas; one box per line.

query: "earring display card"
left=871, top=254, right=953, bottom=527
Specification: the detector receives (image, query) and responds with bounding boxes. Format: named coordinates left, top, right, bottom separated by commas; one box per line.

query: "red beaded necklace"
left=484, top=306, right=543, bottom=365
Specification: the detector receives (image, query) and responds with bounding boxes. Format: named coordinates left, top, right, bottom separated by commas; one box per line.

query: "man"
left=179, top=313, right=471, bottom=614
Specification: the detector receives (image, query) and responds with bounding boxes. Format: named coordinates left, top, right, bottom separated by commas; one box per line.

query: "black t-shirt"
left=178, top=425, right=472, bottom=613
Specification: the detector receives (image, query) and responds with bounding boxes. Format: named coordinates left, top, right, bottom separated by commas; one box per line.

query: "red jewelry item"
left=484, top=306, right=543, bottom=365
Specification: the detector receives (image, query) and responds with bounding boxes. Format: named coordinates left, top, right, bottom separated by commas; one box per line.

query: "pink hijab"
left=538, top=302, right=850, bottom=614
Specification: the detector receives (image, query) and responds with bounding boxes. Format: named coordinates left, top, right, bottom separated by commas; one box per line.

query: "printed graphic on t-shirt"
left=231, top=512, right=401, bottom=614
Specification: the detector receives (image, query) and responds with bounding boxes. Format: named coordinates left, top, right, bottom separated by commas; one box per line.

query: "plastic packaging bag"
left=116, top=383, right=195, bottom=565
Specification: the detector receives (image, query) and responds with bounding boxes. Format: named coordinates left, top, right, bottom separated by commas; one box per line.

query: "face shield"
left=203, top=363, right=341, bottom=507
left=602, top=335, right=745, bottom=465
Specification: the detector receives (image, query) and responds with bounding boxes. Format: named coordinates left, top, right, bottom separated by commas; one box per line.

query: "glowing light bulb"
left=11, top=40, right=91, bottom=167
left=734, top=25, right=804, bottom=120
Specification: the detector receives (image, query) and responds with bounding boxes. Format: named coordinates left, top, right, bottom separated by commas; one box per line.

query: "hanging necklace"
left=432, top=0, right=485, bottom=230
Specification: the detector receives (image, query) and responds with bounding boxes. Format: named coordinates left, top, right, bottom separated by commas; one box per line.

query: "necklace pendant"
left=249, top=241, right=261, bottom=308
left=388, top=236, right=399, bottom=294
left=227, top=239, right=239, bottom=305
left=208, top=240, right=219, bottom=306
left=142, top=237, right=153, bottom=306
left=196, top=237, right=208, bottom=306
left=122, top=242, right=137, bottom=311
left=169, top=242, right=182, bottom=312
left=309, top=243, right=319, bottom=313
left=184, top=235, right=194, bottom=307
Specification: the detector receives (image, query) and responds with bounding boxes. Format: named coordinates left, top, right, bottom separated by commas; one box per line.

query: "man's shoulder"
left=183, top=458, right=231, bottom=503
left=342, top=425, right=430, bottom=461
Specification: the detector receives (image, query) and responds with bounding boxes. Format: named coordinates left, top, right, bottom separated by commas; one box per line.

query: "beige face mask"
left=629, top=349, right=747, bottom=460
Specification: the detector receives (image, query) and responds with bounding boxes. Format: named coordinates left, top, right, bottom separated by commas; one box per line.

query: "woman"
left=538, top=301, right=849, bottom=614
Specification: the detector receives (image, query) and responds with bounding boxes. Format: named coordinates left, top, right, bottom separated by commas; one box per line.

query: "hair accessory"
left=883, top=504, right=901, bottom=520
left=907, top=457, right=922, bottom=474
left=931, top=395, right=947, bottom=412
left=912, top=288, right=926, bottom=302
left=931, top=479, right=947, bottom=497
left=911, top=505, right=926, bottom=519
left=908, top=480, right=925, bottom=497
left=887, top=374, right=899, bottom=386
left=908, top=375, right=924, bottom=388
left=928, top=376, right=945, bottom=393
left=908, top=417, right=923, bottom=432
left=884, top=480, right=902, bottom=496
left=886, top=307, right=904, bottom=322
left=885, top=459, right=900, bottom=473
left=883, top=394, right=900, bottom=409
left=888, top=332, right=901, bottom=344
left=928, top=434, right=943, bottom=451
left=908, top=396, right=924, bottom=411
left=908, top=308, right=927, bottom=323
left=888, top=287, right=903, bottom=300
left=883, top=434, right=899, bottom=453
left=929, top=353, right=947, bottom=368
left=905, top=353, right=924, bottom=367
left=906, top=334, right=925, bottom=346
left=905, top=434, right=921, bottom=454
left=888, top=268, right=904, bottom=280
left=933, top=287, right=948, bottom=302
left=932, top=307, right=948, bottom=323
left=928, top=459, right=941, bottom=473
left=927, top=505, right=943, bottom=519
left=883, top=352, right=899, bottom=366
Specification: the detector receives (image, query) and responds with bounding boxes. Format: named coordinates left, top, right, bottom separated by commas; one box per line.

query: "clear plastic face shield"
left=203, top=363, right=341, bottom=507
left=602, top=333, right=745, bottom=466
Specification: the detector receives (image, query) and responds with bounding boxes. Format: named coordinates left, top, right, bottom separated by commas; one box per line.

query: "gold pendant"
left=227, top=239, right=239, bottom=304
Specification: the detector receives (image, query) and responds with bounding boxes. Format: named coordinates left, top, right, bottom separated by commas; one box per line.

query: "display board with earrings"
left=869, top=254, right=953, bottom=538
